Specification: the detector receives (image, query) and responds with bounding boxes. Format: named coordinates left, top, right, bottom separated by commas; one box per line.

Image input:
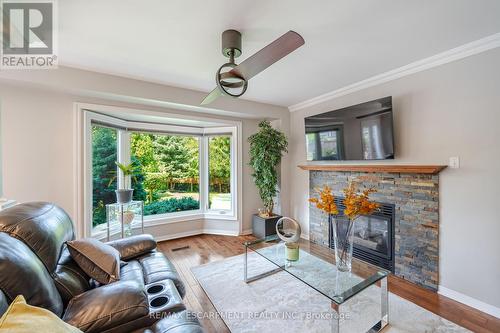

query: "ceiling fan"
left=200, top=30, right=305, bottom=105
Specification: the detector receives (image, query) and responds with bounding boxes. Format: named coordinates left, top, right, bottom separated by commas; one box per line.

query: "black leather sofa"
left=0, top=202, right=204, bottom=333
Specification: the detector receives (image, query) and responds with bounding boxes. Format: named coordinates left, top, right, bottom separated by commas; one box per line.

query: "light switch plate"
left=449, top=156, right=460, bottom=169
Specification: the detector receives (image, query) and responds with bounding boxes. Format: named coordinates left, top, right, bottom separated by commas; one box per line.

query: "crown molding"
left=289, top=32, right=500, bottom=112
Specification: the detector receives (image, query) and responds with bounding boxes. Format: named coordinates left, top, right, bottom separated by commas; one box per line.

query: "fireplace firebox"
left=329, top=198, right=395, bottom=272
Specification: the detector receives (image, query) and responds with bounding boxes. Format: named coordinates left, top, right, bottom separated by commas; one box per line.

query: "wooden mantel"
left=298, top=164, right=447, bottom=174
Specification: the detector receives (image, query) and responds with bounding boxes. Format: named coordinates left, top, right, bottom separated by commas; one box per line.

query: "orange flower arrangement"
left=309, top=181, right=379, bottom=219
left=342, top=182, right=379, bottom=220
left=309, top=180, right=379, bottom=272
left=309, top=185, right=339, bottom=215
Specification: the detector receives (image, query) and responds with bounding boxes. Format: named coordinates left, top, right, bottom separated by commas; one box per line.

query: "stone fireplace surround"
left=308, top=170, right=440, bottom=290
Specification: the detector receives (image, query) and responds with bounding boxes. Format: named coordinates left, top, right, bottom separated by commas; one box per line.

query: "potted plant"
left=108, top=161, right=140, bottom=204
left=248, top=120, right=288, bottom=238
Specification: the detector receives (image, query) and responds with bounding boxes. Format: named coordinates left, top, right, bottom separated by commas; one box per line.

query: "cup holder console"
left=147, top=284, right=165, bottom=294
left=150, top=296, right=169, bottom=308
left=145, top=280, right=185, bottom=315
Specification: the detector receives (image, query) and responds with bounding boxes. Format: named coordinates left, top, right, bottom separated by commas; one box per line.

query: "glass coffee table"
left=244, top=235, right=389, bottom=333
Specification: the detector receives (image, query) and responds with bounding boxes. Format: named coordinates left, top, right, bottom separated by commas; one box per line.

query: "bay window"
left=84, top=111, right=238, bottom=237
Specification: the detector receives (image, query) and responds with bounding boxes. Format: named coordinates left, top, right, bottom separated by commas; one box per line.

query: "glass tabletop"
left=244, top=235, right=389, bottom=305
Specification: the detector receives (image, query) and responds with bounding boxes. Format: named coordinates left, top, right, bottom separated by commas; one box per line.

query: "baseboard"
left=155, top=228, right=243, bottom=242
left=154, top=229, right=203, bottom=242
left=240, top=228, right=253, bottom=235
left=438, top=286, right=500, bottom=319
left=202, top=228, right=240, bottom=236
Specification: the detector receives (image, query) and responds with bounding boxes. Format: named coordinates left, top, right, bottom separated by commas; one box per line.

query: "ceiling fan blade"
left=200, top=87, right=222, bottom=105
left=230, top=31, right=305, bottom=80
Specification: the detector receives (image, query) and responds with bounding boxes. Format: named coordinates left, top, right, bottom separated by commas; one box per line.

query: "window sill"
left=91, top=210, right=238, bottom=238
left=204, top=212, right=237, bottom=221
left=145, top=211, right=238, bottom=225
left=145, top=211, right=204, bottom=226
left=91, top=223, right=125, bottom=241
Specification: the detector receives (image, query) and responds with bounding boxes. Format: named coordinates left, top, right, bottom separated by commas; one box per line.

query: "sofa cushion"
left=53, top=246, right=91, bottom=306
left=62, top=280, right=149, bottom=333
left=67, top=238, right=121, bottom=285
left=120, top=260, right=145, bottom=285
left=0, top=202, right=74, bottom=273
left=137, top=251, right=186, bottom=298
left=0, top=295, right=82, bottom=332
left=107, top=234, right=157, bottom=261
left=0, top=233, right=64, bottom=316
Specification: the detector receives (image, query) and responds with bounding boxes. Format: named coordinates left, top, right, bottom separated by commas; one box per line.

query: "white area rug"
left=191, top=252, right=469, bottom=333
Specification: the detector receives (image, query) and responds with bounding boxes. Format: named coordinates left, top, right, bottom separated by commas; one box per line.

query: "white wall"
left=0, top=69, right=290, bottom=239
left=289, top=48, right=500, bottom=310
left=0, top=86, right=75, bottom=212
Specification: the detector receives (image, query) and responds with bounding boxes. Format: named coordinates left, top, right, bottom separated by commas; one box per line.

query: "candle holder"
left=285, top=242, right=299, bottom=266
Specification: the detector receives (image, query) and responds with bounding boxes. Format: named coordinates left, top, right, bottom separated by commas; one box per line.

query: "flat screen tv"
left=305, top=96, right=394, bottom=161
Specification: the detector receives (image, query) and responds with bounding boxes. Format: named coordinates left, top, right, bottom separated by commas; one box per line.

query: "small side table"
left=106, top=201, right=144, bottom=241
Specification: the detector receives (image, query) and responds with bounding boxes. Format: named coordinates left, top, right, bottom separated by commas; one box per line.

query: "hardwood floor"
left=158, top=234, right=500, bottom=333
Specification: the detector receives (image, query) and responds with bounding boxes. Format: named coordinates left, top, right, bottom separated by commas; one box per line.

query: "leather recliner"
left=0, top=202, right=204, bottom=333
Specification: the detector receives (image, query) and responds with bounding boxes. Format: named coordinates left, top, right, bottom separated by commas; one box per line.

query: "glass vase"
left=124, top=223, right=132, bottom=237
left=331, top=215, right=355, bottom=272
left=120, top=210, right=135, bottom=238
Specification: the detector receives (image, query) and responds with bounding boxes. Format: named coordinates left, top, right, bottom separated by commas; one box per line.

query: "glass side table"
left=105, top=201, right=144, bottom=241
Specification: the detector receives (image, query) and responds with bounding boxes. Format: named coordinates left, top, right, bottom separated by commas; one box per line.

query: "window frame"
left=204, top=128, right=237, bottom=218
left=82, top=110, right=239, bottom=238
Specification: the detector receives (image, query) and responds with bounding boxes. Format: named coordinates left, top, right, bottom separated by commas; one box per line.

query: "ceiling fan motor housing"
left=201, top=30, right=304, bottom=105
left=222, top=30, right=242, bottom=59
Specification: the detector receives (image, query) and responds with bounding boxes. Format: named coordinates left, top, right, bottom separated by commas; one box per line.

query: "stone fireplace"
left=308, top=170, right=440, bottom=290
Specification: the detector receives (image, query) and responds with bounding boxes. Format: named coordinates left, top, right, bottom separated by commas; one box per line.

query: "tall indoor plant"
left=248, top=120, right=288, bottom=218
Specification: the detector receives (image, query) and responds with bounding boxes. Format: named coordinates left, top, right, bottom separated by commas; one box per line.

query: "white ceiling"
left=59, top=0, right=500, bottom=107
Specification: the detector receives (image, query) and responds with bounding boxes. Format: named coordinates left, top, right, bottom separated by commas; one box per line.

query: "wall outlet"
left=449, top=156, right=460, bottom=169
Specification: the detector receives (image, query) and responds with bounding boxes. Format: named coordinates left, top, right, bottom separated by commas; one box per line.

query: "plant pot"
left=115, top=189, right=134, bottom=204
left=252, top=214, right=282, bottom=239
